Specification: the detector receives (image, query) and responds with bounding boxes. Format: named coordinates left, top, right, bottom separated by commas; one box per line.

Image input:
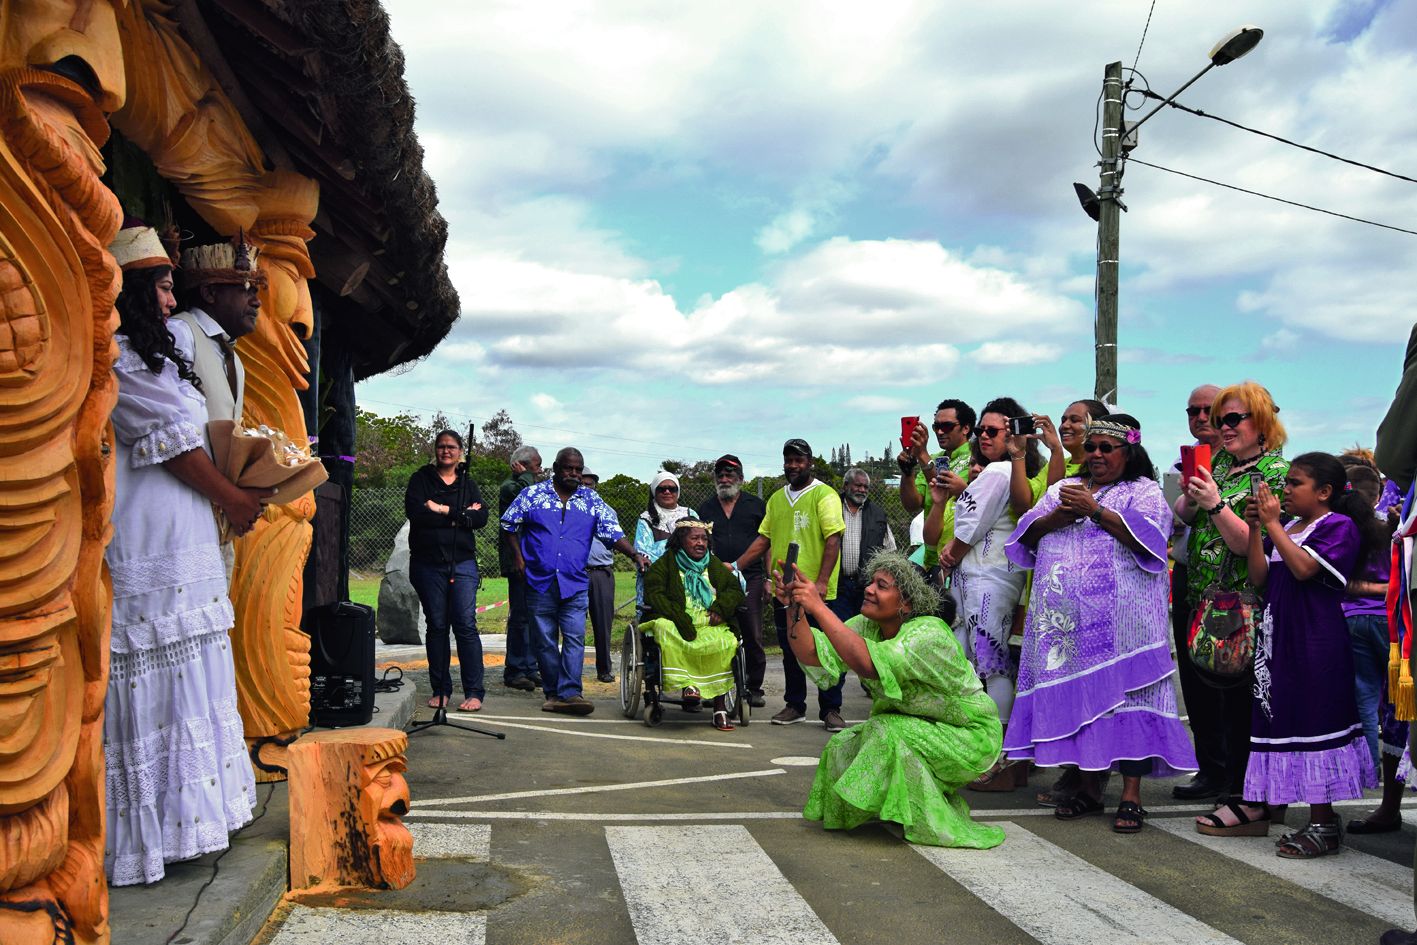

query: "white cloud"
left=974, top=342, right=1063, bottom=366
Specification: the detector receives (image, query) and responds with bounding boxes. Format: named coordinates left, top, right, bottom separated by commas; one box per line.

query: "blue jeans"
left=528, top=585, right=590, bottom=700
left=504, top=572, right=539, bottom=682
left=409, top=558, right=484, bottom=700
left=1348, top=612, right=1388, bottom=767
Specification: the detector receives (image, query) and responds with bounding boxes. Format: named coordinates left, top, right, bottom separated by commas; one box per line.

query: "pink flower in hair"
left=1125, top=429, right=1142, bottom=445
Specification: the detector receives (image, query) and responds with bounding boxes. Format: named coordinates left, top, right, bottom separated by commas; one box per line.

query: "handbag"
left=1187, top=554, right=1261, bottom=687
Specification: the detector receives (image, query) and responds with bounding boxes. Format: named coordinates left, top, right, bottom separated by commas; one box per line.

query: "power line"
left=1128, top=157, right=1417, bottom=237
left=1154, top=95, right=1417, bottom=185
left=1131, top=0, right=1158, bottom=72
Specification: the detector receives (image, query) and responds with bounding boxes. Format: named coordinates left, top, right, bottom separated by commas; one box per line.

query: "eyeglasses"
left=1185, top=405, right=1212, bottom=418
left=1215, top=412, right=1252, bottom=429
left=976, top=426, right=1005, bottom=438
left=932, top=421, right=959, bottom=433
left=655, top=484, right=679, bottom=493
left=1082, top=441, right=1119, bottom=454
left=435, top=444, right=461, bottom=451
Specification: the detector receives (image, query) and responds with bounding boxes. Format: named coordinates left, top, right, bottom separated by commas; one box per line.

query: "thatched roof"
left=195, top=0, right=459, bottom=380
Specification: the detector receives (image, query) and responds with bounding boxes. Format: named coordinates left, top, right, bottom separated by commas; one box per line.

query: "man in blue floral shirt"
left=501, top=447, right=648, bottom=714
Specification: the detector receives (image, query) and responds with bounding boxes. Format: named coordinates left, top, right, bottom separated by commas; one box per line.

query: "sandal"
left=1112, top=800, right=1148, bottom=834
left=968, top=760, right=1027, bottom=793
left=458, top=697, right=482, bottom=712
left=1196, top=801, right=1269, bottom=837
left=711, top=710, right=735, bottom=732
left=1347, top=814, right=1402, bottom=835
left=427, top=695, right=448, bottom=709
left=1054, top=793, right=1104, bottom=820
left=681, top=687, right=702, bottom=708
left=1276, top=821, right=1342, bottom=859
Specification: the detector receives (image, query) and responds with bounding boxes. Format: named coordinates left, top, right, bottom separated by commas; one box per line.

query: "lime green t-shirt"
left=759, top=481, right=846, bottom=600
left=913, top=441, right=973, bottom=567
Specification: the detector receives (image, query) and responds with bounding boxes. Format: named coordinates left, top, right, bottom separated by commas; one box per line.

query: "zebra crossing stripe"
left=409, top=822, right=491, bottom=860
left=914, top=821, right=1242, bottom=945
left=605, top=825, right=839, bottom=945
left=266, top=905, right=486, bottom=944
left=1152, top=819, right=1413, bottom=926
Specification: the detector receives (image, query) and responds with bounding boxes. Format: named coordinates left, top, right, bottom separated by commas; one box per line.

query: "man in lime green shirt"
left=899, top=399, right=975, bottom=567
left=735, top=438, right=846, bottom=730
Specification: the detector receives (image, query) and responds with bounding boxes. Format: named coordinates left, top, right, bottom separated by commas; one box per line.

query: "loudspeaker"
left=307, top=601, right=375, bottom=727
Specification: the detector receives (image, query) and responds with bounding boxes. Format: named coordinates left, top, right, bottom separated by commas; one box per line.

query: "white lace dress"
left=104, top=320, right=254, bottom=887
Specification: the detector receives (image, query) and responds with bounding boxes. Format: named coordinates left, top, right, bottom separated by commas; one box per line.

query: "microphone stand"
left=409, top=424, right=506, bottom=741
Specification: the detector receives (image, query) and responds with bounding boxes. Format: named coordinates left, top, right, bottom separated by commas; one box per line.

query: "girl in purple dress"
left=1195, top=452, right=1379, bottom=857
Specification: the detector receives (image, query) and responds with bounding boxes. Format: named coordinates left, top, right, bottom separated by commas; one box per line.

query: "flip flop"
left=458, top=697, right=482, bottom=712
left=427, top=695, right=448, bottom=709
left=711, top=710, right=735, bottom=732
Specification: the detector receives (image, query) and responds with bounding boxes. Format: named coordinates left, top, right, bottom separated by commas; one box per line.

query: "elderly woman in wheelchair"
left=637, top=519, right=746, bottom=731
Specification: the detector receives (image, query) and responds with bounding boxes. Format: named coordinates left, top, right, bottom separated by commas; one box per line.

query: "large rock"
left=377, top=522, right=422, bottom=644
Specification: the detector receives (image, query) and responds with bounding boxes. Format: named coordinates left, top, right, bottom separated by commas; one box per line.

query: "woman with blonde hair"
left=1175, top=380, right=1290, bottom=809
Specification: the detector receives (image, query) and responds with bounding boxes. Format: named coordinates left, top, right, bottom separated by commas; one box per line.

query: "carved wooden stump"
left=287, top=728, right=414, bottom=893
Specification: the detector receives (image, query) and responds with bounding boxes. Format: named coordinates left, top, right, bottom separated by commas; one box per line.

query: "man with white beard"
left=697, top=454, right=768, bottom=706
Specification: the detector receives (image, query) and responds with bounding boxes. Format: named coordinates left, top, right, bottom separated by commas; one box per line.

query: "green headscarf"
left=674, top=548, right=715, bottom=612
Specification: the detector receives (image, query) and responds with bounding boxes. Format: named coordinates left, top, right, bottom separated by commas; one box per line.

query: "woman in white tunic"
left=925, top=398, right=1041, bottom=790
left=104, top=224, right=267, bottom=886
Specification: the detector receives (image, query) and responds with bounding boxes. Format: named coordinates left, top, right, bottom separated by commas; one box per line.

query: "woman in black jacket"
left=404, top=430, right=489, bottom=710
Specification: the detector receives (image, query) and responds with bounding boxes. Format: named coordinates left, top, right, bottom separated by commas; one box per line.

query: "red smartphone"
left=1180, top=443, right=1212, bottom=484
left=900, top=416, right=920, bottom=451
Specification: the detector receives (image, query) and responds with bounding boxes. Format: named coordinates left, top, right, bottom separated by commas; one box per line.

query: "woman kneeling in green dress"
left=642, top=519, right=745, bottom=731
left=779, top=550, right=1005, bottom=848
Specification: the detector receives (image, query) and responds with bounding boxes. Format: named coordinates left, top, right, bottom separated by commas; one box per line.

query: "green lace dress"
left=802, top=615, right=1005, bottom=848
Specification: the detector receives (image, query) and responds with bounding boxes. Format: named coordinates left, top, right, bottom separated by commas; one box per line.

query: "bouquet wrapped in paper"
left=207, top=419, right=328, bottom=540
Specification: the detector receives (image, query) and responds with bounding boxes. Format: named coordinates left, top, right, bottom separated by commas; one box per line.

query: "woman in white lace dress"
left=104, top=224, right=267, bottom=886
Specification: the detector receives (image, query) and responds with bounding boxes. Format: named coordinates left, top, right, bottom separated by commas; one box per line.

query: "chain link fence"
left=349, top=481, right=919, bottom=579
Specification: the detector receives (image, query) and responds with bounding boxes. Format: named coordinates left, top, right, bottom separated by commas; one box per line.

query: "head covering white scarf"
left=641, top=470, right=690, bottom=533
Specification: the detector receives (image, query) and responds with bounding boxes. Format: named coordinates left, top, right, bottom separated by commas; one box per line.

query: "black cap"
left=783, top=438, right=813, bottom=458
left=713, top=454, right=743, bottom=475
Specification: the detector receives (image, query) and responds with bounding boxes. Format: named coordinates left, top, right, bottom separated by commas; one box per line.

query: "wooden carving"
left=287, top=728, right=414, bottom=893
left=232, top=169, right=319, bottom=779
left=0, top=3, right=126, bottom=943
left=110, top=3, right=320, bottom=781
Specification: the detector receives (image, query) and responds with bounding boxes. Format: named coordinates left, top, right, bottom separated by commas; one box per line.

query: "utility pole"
left=1094, top=60, right=1123, bottom=405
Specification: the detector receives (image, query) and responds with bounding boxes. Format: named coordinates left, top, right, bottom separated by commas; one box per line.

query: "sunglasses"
left=655, top=484, right=679, bottom=493
left=1185, top=405, right=1212, bottom=418
left=1215, top=412, right=1252, bottom=430
left=976, top=425, right=1006, bottom=438
left=932, top=421, right=959, bottom=433
left=1082, top=441, right=1121, bottom=454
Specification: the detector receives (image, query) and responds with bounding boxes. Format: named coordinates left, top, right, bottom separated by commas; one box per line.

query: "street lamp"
left=1087, top=25, right=1263, bottom=404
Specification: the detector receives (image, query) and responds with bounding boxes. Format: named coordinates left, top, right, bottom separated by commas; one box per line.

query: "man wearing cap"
left=735, top=439, right=847, bottom=730
left=171, top=235, right=268, bottom=580
left=500, top=445, right=544, bottom=691
left=697, top=454, right=768, bottom=707
left=581, top=469, right=617, bottom=683
left=501, top=447, right=647, bottom=715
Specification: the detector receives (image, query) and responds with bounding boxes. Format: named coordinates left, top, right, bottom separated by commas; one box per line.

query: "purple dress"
left=1245, top=513, right=1378, bottom=803
left=1002, top=477, right=1198, bottom=776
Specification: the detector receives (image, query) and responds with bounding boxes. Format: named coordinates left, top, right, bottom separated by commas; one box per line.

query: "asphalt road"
left=256, top=663, right=1414, bottom=945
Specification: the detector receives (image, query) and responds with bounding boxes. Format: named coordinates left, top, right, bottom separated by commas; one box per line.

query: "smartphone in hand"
left=900, top=416, right=920, bottom=451
left=781, top=541, right=800, bottom=587
left=1180, top=443, right=1212, bottom=485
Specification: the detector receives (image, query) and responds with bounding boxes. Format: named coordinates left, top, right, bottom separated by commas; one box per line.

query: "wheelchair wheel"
left=644, top=702, right=663, bottom=727
left=733, top=646, right=751, bottom=726
left=619, top=624, right=643, bottom=718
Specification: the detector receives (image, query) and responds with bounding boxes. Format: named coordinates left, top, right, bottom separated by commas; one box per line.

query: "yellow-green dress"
left=802, top=615, right=1005, bottom=848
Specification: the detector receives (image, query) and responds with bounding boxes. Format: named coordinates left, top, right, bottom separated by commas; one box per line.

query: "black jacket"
left=404, top=464, right=488, bottom=564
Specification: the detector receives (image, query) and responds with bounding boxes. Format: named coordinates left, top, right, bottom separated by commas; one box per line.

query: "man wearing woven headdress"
left=171, top=234, right=268, bottom=578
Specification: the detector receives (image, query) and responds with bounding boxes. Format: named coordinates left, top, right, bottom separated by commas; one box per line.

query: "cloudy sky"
left=359, top=0, right=1416, bottom=478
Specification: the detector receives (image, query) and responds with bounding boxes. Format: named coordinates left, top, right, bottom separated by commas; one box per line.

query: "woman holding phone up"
left=1176, top=381, right=1290, bottom=803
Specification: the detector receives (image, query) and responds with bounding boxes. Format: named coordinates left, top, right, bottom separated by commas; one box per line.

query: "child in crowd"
left=1195, top=452, right=1379, bottom=857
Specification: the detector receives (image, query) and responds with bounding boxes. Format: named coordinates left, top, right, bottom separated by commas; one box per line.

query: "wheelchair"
left=618, top=616, right=752, bottom=727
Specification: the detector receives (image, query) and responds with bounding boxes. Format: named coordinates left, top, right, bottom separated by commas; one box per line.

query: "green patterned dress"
left=802, top=615, right=1005, bottom=848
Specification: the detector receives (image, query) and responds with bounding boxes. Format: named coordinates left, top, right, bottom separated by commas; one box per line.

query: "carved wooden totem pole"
left=0, top=3, right=125, bottom=942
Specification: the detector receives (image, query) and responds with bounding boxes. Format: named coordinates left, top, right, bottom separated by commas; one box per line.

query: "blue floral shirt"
left=500, top=480, right=625, bottom=596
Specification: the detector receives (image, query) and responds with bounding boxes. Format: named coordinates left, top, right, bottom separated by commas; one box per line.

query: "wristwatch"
left=1088, top=507, right=1105, bottom=524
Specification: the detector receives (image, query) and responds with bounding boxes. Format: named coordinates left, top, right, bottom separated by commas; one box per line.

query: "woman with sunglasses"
left=1005, top=415, right=1197, bottom=831
left=1176, top=380, right=1290, bottom=804
left=634, top=471, right=697, bottom=612
left=405, top=430, right=490, bottom=712
left=925, top=397, right=1042, bottom=790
